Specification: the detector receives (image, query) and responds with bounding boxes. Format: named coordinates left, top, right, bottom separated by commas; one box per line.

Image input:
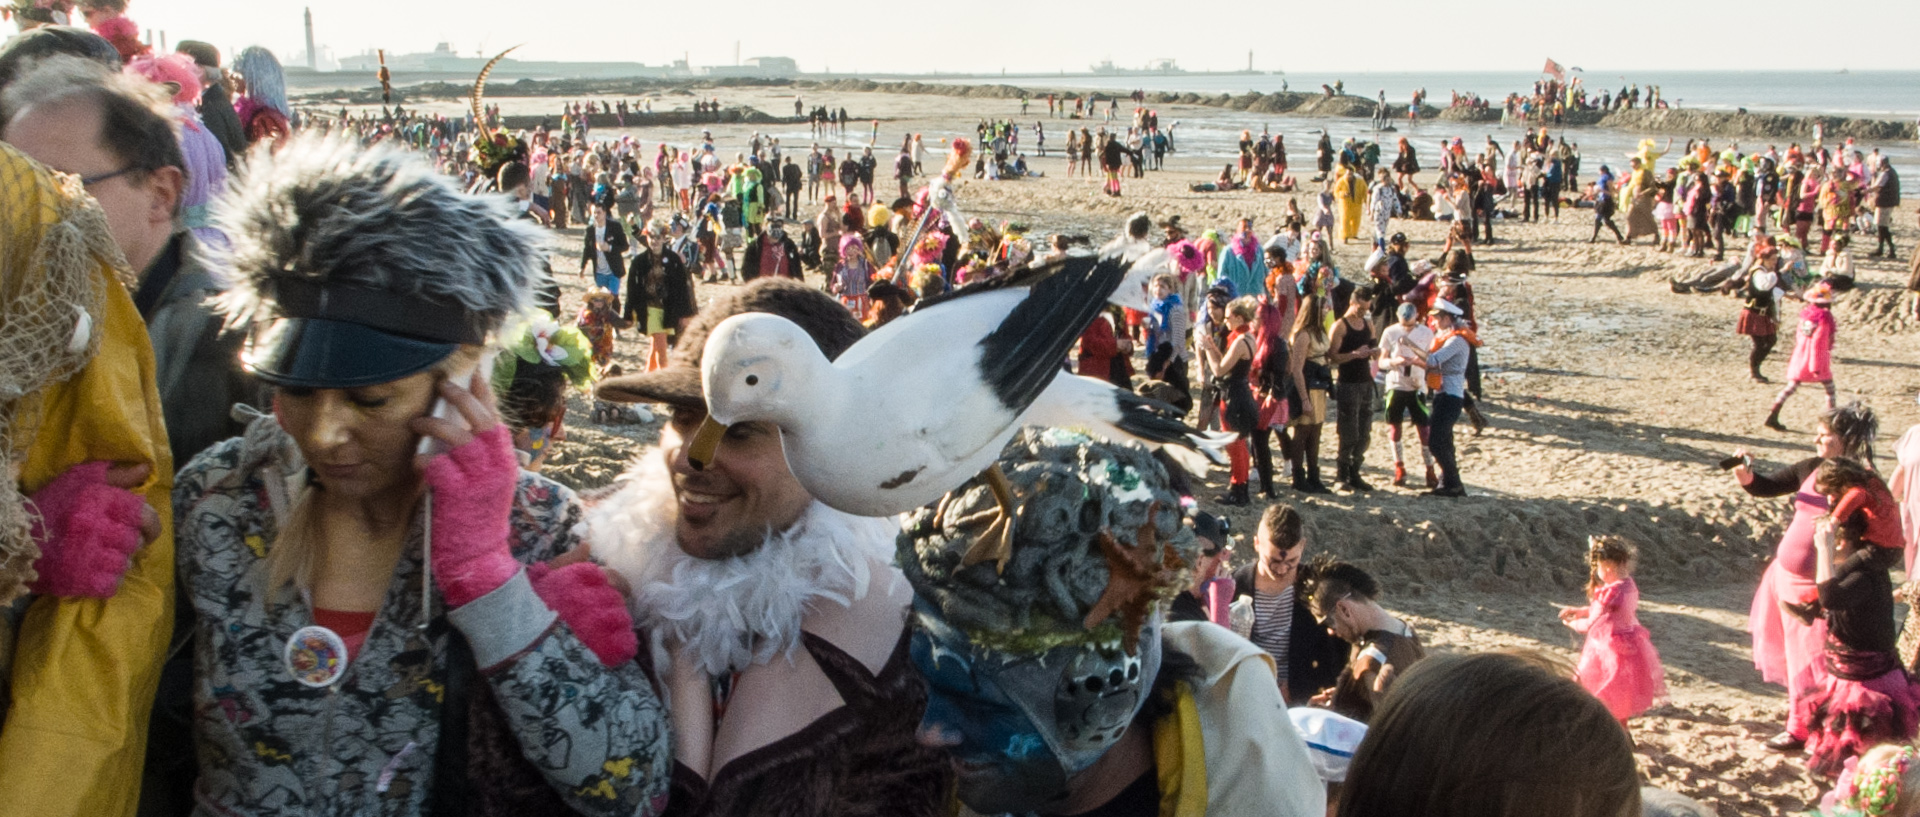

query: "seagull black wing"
left=973, top=253, right=1128, bottom=413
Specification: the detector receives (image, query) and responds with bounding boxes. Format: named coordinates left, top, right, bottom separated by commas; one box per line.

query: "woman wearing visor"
left=171, top=137, right=669, bottom=816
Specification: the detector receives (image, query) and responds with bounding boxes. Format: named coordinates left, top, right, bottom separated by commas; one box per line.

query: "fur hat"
left=216, top=135, right=543, bottom=387
left=596, top=277, right=862, bottom=408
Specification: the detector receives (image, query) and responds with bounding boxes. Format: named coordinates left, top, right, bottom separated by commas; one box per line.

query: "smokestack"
left=1248, top=51, right=1252, bottom=71
left=304, top=8, right=316, bottom=70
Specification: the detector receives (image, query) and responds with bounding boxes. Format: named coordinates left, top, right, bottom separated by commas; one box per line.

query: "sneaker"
left=1763, top=732, right=1805, bottom=753
left=1392, top=463, right=1408, bottom=487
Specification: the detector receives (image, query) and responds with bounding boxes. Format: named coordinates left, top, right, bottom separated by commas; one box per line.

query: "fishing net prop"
left=0, top=144, right=128, bottom=604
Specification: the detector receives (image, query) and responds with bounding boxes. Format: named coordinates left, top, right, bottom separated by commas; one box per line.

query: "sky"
left=135, top=1, right=1920, bottom=75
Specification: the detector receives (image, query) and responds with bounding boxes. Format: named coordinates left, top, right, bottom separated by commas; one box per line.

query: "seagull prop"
left=688, top=252, right=1232, bottom=571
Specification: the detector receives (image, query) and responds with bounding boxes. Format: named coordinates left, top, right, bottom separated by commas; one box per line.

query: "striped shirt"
left=1249, top=586, right=1296, bottom=688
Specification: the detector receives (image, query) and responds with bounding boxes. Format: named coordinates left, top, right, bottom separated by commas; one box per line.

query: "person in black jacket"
left=1231, top=504, right=1349, bottom=703
left=175, top=41, right=247, bottom=164
left=740, top=216, right=802, bottom=281
left=580, top=203, right=629, bottom=295
left=781, top=156, right=803, bottom=216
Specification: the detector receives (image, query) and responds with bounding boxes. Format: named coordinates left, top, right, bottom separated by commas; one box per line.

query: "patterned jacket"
left=174, top=417, right=670, bottom=817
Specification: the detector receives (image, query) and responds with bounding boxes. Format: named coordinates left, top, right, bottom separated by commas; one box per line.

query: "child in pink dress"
left=1560, top=535, right=1667, bottom=721
left=1766, top=280, right=1838, bottom=431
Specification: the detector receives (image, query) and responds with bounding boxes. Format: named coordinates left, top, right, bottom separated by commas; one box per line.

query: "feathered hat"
left=216, top=135, right=543, bottom=388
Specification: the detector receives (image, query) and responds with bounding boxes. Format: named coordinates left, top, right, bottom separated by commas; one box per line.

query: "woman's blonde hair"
left=1227, top=295, right=1257, bottom=323
left=264, top=346, right=483, bottom=594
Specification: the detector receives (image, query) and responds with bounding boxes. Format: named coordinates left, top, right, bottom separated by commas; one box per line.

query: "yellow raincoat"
left=0, top=146, right=174, bottom=817
left=1335, top=166, right=1365, bottom=243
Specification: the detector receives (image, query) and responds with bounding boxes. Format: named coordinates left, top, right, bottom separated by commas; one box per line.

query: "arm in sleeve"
left=1743, top=457, right=1821, bottom=498
left=446, top=491, right=670, bottom=817
left=0, top=284, right=173, bottom=817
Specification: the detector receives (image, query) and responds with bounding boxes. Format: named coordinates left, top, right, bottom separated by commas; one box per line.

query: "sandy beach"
left=459, top=89, right=1920, bottom=816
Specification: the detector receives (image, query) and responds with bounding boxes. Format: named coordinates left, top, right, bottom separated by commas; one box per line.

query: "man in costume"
left=0, top=139, right=174, bottom=817
left=586, top=278, right=951, bottom=817
left=898, top=428, right=1325, bottom=816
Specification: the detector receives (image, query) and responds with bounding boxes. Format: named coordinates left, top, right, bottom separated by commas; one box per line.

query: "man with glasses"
left=1304, top=560, right=1424, bottom=722
left=3, top=54, right=254, bottom=466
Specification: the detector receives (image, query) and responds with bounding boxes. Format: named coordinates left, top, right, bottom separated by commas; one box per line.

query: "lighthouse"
left=303, top=8, right=316, bottom=70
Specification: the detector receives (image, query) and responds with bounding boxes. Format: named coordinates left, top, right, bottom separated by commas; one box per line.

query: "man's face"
left=911, top=619, right=1070, bottom=814
left=6, top=99, right=181, bottom=272
left=661, top=405, right=813, bottom=559
left=1253, top=527, right=1305, bottom=588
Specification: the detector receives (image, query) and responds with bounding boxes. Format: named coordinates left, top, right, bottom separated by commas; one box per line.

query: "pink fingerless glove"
left=424, top=424, right=523, bottom=608
left=27, top=461, right=148, bottom=598
left=528, top=562, right=638, bottom=666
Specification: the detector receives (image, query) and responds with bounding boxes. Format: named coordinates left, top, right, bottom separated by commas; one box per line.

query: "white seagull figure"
left=687, top=252, right=1228, bottom=571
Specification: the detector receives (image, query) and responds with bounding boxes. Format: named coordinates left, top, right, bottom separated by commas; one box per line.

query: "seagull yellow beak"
left=686, top=416, right=728, bottom=471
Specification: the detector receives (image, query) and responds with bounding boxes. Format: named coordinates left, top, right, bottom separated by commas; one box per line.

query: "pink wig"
left=125, top=53, right=202, bottom=105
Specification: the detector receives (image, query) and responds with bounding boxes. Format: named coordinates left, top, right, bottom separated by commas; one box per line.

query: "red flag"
left=1543, top=59, right=1566, bottom=81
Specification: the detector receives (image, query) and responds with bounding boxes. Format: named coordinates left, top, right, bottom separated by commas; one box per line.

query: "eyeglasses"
left=79, top=166, right=139, bottom=188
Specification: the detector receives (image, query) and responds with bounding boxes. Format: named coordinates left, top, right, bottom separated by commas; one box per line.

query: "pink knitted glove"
left=528, top=561, right=638, bottom=666
left=27, top=461, right=153, bottom=598
left=423, top=424, right=523, bottom=608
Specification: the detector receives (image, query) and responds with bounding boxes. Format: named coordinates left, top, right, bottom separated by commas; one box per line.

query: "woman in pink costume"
left=1733, top=401, right=1881, bottom=752
left=1765, top=281, right=1838, bottom=431
left=1560, top=535, right=1666, bottom=721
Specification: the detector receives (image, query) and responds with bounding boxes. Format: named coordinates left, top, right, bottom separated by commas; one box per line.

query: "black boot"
left=1259, top=469, right=1276, bottom=499
left=1213, top=482, right=1250, bottom=506
left=1290, top=462, right=1310, bottom=492
left=1303, top=462, right=1332, bottom=494
left=1764, top=406, right=1787, bottom=432
left=1349, top=466, right=1376, bottom=492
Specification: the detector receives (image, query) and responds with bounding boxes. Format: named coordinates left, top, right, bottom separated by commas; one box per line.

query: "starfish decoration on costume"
left=1082, top=501, right=1174, bottom=654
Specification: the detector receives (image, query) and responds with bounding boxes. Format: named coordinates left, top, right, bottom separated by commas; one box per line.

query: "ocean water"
left=926, top=71, right=1920, bottom=119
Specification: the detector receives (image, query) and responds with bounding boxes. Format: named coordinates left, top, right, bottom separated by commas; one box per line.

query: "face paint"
left=909, top=601, right=1162, bottom=815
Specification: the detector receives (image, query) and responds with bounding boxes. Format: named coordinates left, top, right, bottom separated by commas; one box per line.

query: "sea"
left=899, top=70, right=1920, bottom=196
left=922, top=70, right=1920, bottom=120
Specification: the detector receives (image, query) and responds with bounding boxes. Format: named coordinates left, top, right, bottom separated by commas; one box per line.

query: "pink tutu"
left=1579, top=622, right=1667, bottom=720
left=1573, top=578, right=1667, bottom=720
left=1793, top=659, right=1920, bottom=778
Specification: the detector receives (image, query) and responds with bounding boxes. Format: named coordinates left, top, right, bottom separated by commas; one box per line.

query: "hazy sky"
left=137, top=1, right=1920, bottom=74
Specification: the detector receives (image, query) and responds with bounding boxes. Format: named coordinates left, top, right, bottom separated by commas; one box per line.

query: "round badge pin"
left=284, top=625, right=350, bottom=688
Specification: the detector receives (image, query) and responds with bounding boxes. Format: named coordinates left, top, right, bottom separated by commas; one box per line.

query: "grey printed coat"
left=174, top=417, right=670, bottom=817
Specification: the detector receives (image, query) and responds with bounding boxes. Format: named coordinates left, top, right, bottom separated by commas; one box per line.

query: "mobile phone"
left=415, top=352, right=495, bottom=457
left=1716, top=454, right=1751, bottom=471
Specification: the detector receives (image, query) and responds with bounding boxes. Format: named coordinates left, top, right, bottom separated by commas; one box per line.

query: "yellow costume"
left=0, top=144, right=174, bottom=817
left=1334, top=166, right=1364, bottom=242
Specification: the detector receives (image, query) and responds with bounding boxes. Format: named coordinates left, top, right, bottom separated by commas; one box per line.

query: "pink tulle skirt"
left=1750, top=561, right=1831, bottom=718
left=1579, top=624, right=1667, bottom=720
left=1793, top=665, right=1920, bottom=778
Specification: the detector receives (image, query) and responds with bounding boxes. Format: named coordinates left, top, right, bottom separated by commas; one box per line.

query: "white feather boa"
left=585, top=447, right=903, bottom=678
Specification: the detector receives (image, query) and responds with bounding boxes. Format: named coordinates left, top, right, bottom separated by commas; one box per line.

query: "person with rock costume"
left=587, top=277, right=952, bottom=817
left=898, top=428, right=1325, bottom=817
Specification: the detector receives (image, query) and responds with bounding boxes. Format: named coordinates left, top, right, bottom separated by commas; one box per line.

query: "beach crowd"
left=5, top=3, right=1920, bottom=817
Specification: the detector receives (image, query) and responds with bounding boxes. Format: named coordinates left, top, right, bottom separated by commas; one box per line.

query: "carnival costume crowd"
left=7, top=3, right=1920, bottom=817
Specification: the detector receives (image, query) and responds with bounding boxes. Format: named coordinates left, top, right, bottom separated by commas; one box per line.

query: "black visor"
left=245, top=317, right=459, bottom=389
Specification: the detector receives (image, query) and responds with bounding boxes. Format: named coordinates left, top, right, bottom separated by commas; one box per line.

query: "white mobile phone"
left=415, top=351, right=496, bottom=457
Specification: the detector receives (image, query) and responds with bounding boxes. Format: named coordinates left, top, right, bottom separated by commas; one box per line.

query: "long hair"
left=1291, top=279, right=1328, bottom=341
left=1338, top=652, right=1640, bottom=817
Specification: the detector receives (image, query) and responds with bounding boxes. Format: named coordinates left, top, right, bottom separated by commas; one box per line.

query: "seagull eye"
left=745, top=375, right=760, bottom=386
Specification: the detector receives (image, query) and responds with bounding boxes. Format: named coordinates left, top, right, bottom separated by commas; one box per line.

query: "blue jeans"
left=594, top=271, right=621, bottom=296
left=1428, top=392, right=1465, bottom=490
